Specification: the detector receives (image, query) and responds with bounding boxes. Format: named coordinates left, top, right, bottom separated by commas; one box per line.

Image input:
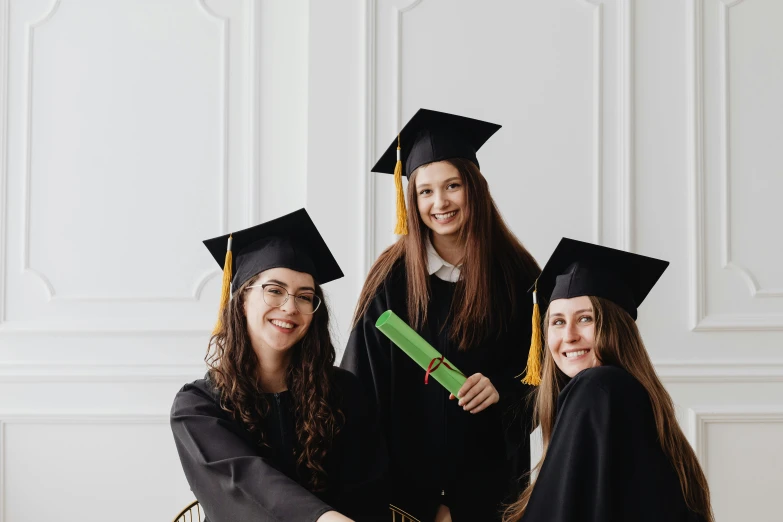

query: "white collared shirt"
left=426, top=239, right=462, bottom=283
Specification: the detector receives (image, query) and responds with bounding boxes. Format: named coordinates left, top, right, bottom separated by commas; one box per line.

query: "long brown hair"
left=504, top=296, right=714, bottom=521
left=353, top=158, right=540, bottom=349
left=206, top=275, right=343, bottom=492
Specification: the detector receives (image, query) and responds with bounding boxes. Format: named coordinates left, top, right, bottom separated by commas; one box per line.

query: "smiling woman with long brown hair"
left=170, top=209, right=388, bottom=522
left=504, top=238, right=713, bottom=522
left=342, top=109, right=540, bottom=521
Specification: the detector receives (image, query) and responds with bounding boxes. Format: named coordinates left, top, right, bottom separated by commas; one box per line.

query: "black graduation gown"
left=341, top=261, right=535, bottom=521
left=522, top=366, right=704, bottom=522
left=170, top=367, right=389, bottom=522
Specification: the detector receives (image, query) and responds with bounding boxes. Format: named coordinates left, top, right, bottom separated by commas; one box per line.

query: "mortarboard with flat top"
left=203, top=208, right=343, bottom=332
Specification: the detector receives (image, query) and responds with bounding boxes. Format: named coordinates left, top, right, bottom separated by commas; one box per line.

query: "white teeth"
left=433, top=210, right=457, bottom=220
left=271, top=319, right=294, bottom=329
left=565, top=350, right=588, bottom=358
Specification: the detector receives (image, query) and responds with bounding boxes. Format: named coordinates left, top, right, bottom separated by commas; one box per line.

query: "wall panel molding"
left=0, top=412, right=170, bottom=522
left=657, top=360, right=783, bottom=383
left=0, top=319, right=212, bottom=334
left=247, top=0, right=261, bottom=225
left=717, top=0, right=782, bottom=298
left=688, top=0, right=783, bottom=330
left=5, top=359, right=777, bottom=383
left=0, top=362, right=206, bottom=383
left=0, top=411, right=169, bottom=423
left=584, top=0, right=605, bottom=245
left=5, top=360, right=783, bottom=384
left=687, top=0, right=706, bottom=330
left=687, top=406, right=783, bottom=472
left=20, top=0, right=228, bottom=303
left=0, top=0, right=262, bottom=334
left=359, top=0, right=377, bottom=281
left=0, top=0, right=9, bottom=324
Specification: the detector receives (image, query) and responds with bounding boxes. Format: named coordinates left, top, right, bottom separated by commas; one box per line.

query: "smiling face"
left=243, top=267, right=315, bottom=356
left=414, top=161, right=467, bottom=239
left=547, top=295, right=601, bottom=378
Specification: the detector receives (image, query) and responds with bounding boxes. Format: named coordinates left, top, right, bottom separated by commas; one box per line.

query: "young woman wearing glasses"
left=171, top=209, right=388, bottom=522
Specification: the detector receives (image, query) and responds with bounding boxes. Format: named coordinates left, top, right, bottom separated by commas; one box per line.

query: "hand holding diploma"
left=449, top=373, right=499, bottom=414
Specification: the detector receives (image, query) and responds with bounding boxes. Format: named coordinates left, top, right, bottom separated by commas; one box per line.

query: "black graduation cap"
left=373, top=108, right=501, bottom=178
left=521, top=238, right=669, bottom=386
left=372, top=109, right=501, bottom=235
left=536, top=238, right=669, bottom=320
left=203, top=208, right=343, bottom=332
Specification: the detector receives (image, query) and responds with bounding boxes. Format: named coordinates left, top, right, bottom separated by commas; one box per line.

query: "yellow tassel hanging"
left=393, top=135, right=408, bottom=235
left=212, top=234, right=233, bottom=335
left=521, top=286, right=543, bottom=386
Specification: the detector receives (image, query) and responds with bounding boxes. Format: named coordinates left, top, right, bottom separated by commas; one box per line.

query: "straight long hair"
left=503, top=297, right=714, bottom=521
left=353, top=158, right=540, bottom=349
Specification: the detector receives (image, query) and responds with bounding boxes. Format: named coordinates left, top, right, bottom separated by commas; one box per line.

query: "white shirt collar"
left=426, top=238, right=461, bottom=283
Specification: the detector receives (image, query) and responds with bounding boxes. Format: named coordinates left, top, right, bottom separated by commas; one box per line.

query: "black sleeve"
left=339, top=282, right=393, bottom=433
left=487, top=295, right=536, bottom=493
left=170, top=385, right=332, bottom=522
left=330, top=370, right=390, bottom=522
left=521, top=378, right=617, bottom=522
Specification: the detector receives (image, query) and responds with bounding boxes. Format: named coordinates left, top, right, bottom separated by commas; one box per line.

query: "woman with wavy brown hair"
left=342, top=109, right=541, bottom=521
left=171, top=209, right=388, bottom=522
left=504, top=238, right=713, bottom=522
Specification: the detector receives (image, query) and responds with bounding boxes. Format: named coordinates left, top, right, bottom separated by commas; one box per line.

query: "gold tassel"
left=393, top=135, right=408, bottom=235
left=212, top=234, right=233, bottom=335
left=521, top=286, right=543, bottom=386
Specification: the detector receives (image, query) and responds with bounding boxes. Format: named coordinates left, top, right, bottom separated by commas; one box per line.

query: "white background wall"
left=0, top=0, right=780, bottom=520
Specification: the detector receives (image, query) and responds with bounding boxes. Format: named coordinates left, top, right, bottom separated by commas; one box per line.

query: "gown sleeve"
left=492, top=293, right=535, bottom=412
left=329, top=369, right=390, bottom=522
left=339, top=277, right=394, bottom=429
left=170, top=383, right=332, bottom=522
left=486, top=295, right=536, bottom=495
left=521, top=374, right=616, bottom=522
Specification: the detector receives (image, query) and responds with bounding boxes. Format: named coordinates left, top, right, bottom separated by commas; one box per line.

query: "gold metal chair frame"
left=389, top=504, right=422, bottom=522
left=174, top=499, right=421, bottom=521
left=172, top=500, right=204, bottom=522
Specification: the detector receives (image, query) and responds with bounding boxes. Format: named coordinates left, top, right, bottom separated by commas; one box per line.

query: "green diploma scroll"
left=375, top=309, right=467, bottom=398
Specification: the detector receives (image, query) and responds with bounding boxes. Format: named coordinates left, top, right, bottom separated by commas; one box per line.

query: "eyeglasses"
left=245, top=283, right=321, bottom=315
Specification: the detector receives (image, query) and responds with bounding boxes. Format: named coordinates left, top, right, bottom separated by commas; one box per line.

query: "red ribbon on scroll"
left=424, top=356, right=465, bottom=385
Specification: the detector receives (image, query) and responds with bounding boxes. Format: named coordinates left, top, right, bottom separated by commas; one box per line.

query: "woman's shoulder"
left=170, top=374, right=223, bottom=417
left=357, top=257, right=407, bottom=315
left=492, top=235, right=539, bottom=274
left=556, top=366, right=653, bottom=433
left=366, top=254, right=406, bottom=284
left=565, top=365, right=648, bottom=405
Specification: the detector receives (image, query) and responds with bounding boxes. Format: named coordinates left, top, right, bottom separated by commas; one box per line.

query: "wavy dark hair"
left=353, top=158, right=540, bottom=349
left=504, top=297, right=714, bottom=521
left=206, top=274, right=343, bottom=492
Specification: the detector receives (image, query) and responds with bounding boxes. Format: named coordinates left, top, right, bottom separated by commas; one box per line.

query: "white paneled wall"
left=0, top=0, right=302, bottom=518
left=0, top=0, right=781, bottom=520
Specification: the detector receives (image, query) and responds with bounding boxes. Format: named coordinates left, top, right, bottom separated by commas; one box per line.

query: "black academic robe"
left=170, top=367, right=388, bottom=522
left=341, top=261, right=535, bottom=521
left=522, top=365, right=704, bottom=522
